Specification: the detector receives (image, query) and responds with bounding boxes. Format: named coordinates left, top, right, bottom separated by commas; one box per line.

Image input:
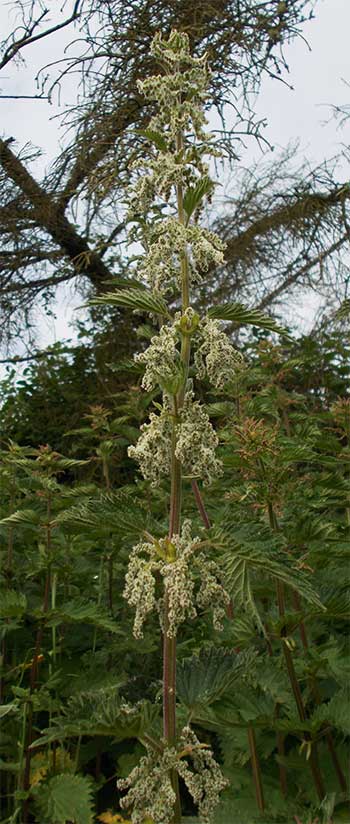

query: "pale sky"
left=0, top=0, right=349, bottom=355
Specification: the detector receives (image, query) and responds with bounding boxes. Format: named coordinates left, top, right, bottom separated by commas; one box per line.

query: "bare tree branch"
left=256, top=234, right=349, bottom=310
left=0, top=1, right=82, bottom=71
left=0, top=138, right=113, bottom=288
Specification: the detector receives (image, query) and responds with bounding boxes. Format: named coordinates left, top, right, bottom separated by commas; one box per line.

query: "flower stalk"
left=117, top=30, right=240, bottom=823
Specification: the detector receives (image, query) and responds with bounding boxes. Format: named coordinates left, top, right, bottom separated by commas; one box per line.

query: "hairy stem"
left=247, top=726, right=265, bottom=812
left=275, top=704, right=288, bottom=798
left=162, top=125, right=191, bottom=824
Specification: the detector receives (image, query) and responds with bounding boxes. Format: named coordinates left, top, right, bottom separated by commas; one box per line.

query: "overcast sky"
left=1, top=0, right=349, bottom=353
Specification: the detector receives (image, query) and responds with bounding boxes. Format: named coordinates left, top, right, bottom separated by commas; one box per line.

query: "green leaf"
left=0, top=702, right=19, bottom=719
left=207, top=302, right=292, bottom=338
left=177, top=648, right=256, bottom=710
left=55, top=489, right=154, bottom=538
left=183, top=176, right=214, bottom=219
left=0, top=590, right=27, bottom=619
left=87, top=288, right=169, bottom=316
left=0, top=508, right=39, bottom=527
left=34, top=773, right=94, bottom=824
left=311, top=688, right=350, bottom=735
left=219, top=522, right=323, bottom=613
left=334, top=298, right=350, bottom=320
left=134, top=128, right=168, bottom=151
left=106, top=357, right=143, bottom=374
left=43, top=600, right=120, bottom=634
left=31, top=688, right=159, bottom=745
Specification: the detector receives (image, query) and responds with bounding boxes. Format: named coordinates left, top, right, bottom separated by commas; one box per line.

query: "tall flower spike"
left=122, top=29, right=232, bottom=823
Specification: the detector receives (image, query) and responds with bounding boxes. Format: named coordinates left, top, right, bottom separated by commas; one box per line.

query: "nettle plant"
left=92, top=30, right=286, bottom=824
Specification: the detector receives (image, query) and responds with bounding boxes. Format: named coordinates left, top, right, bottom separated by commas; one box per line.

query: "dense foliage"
left=0, top=320, right=349, bottom=823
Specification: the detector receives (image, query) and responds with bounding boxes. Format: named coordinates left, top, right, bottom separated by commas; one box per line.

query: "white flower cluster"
left=117, top=725, right=228, bottom=824
left=194, top=318, right=245, bottom=389
left=128, top=407, right=172, bottom=487
left=176, top=726, right=229, bottom=823
left=129, top=392, right=222, bottom=488
left=135, top=324, right=182, bottom=393
left=124, top=521, right=229, bottom=640
left=137, top=218, right=224, bottom=294
left=138, top=31, right=210, bottom=140
left=123, top=544, right=158, bottom=639
left=196, top=560, right=231, bottom=631
left=139, top=217, right=186, bottom=293
left=128, top=155, right=195, bottom=219
left=188, top=225, right=225, bottom=273
left=176, top=391, right=223, bottom=486
left=118, top=742, right=177, bottom=824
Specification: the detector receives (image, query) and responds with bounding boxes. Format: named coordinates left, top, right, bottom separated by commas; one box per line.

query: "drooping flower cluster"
left=128, top=391, right=222, bottom=487
left=128, top=406, right=172, bottom=487
left=138, top=31, right=210, bottom=140
left=134, top=324, right=181, bottom=393
left=195, top=317, right=245, bottom=388
left=196, top=560, right=230, bottom=631
left=136, top=218, right=225, bottom=294
left=117, top=726, right=228, bottom=824
left=128, top=152, right=198, bottom=216
left=124, top=520, right=229, bottom=639
left=175, top=391, right=223, bottom=485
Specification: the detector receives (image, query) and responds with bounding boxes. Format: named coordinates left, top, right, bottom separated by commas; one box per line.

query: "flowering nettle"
left=121, top=29, right=238, bottom=822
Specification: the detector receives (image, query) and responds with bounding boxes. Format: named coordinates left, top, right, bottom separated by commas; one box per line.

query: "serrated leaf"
left=106, top=357, right=143, bottom=374
left=43, top=600, right=119, bottom=634
left=55, top=489, right=153, bottom=538
left=183, top=176, right=214, bottom=219
left=34, top=773, right=94, bottom=824
left=134, top=128, right=168, bottom=151
left=229, top=550, right=321, bottom=609
left=220, top=527, right=323, bottom=612
left=177, top=648, right=256, bottom=710
left=311, top=688, right=350, bottom=735
left=0, top=508, right=39, bottom=527
left=87, top=288, right=169, bottom=317
left=31, top=689, right=159, bottom=746
left=207, top=302, right=291, bottom=338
